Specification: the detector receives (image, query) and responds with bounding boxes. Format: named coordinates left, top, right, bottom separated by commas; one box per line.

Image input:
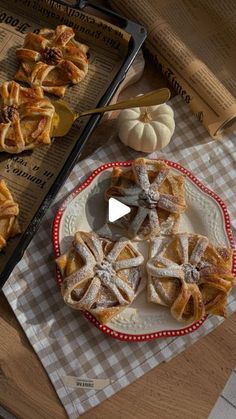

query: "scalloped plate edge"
left=52, top=159, right=236, bottom=342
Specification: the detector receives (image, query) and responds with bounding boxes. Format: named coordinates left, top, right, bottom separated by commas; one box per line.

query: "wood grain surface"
left=1, top=287, right=236, bottom=419
left=0, top=50, right=235, bottom=419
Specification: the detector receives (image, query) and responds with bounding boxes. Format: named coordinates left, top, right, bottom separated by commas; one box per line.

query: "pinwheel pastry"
left=56, top=231, right=144, bottom=324
left=0, top=179, right=20, bottom=250
left=147, top=233, right=235, bottom=323
left=105, top=158, right=186, bottom=239
left=0, top=80, right=56, bottom=154
left=15, top=25, right=89, bottom=97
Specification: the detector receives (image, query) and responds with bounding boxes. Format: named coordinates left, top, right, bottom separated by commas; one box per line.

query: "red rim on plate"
left=52, top=160, right=236, bottom=342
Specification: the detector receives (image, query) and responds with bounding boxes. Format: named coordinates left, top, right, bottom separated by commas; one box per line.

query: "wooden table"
left=1, top=58, right=236, bottom=419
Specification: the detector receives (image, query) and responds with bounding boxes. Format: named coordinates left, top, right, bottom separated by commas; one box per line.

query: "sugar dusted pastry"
left=0, top=81, right=56, bottom=154
left=56, top=231, right=144, bottom=324
left=0, top=179, right=20, bottom=250
left=105, top=158, right=186, bottom=239
left=15, top=25, right=89, bottom=97
left=147, top=233, right=235, bottom=323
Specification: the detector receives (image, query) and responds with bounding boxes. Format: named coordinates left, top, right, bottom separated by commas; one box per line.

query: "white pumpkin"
left=117, top=103, right=175, bottom=153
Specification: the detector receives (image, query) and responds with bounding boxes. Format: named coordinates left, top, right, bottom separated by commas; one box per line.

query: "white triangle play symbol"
left=108, top=197, right=131, bottom=222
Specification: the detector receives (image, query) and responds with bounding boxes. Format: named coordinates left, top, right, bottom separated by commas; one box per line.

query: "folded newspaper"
left=111, top=0, right=236, bottom=137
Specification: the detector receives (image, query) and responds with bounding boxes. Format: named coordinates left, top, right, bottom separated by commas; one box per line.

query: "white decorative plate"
left=52, top=160, right=236, bottom=342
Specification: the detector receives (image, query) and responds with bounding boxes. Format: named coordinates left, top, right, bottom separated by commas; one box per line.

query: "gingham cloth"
left=3, top=96, right=236, bottom=418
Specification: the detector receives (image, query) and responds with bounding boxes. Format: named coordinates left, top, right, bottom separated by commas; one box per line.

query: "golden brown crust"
left=147, top=233, right=235, bottom=323
left=105, top=158, right=186, bottom=239
left=15, top=25, right=89, bottom=97
left=56, top=231, right=144, bottom=324
left=0, top=81, right=55, bottom=153
left=0, top=179, right=21, bottom=250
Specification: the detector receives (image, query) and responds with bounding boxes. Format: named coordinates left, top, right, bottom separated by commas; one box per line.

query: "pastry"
left=15, top=25, right=89, bottom=97
left=0, top=81, right=56, bottom=153
left=147, top=233, right=235, bottom=323
left=56, top=231, right=144, bottom=324
left=0, top=179, right=20, bottom=250
left=105, top=158, right=186, bottom=239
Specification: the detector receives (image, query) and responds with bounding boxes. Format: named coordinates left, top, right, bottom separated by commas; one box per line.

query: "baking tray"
left=0, top=0, right=147, bottom=287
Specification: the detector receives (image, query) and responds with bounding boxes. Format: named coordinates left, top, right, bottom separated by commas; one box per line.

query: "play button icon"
left=108, top=197, right=130, bottom=222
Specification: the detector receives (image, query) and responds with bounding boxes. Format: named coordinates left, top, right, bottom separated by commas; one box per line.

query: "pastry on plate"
left=105, top=158, right=186, bottom=239
left=0, top=179, right=20, bottom=250
left=147, top=233, right=235, bottom=323
left=56, top=231, right=144, bottom=324
left=15, top=25, right=89, bottom=97
left=0, top=81, right=56, bottom=153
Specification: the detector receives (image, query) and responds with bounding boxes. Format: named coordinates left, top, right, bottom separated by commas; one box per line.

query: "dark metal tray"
left=0, top=0, right=146, bottom=287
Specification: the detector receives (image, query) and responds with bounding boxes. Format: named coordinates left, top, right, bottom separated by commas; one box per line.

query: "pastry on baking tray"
left=105, top=158, right=186, bottom=239
left=15, top=25, right=89, bottom=97
left=0, top=179, right=20, bottom=250
left=147, top=233, right=235, bottom=323
left=0, top=81, right=56, bottom=154
left=56, top=231, right=144, bottom=324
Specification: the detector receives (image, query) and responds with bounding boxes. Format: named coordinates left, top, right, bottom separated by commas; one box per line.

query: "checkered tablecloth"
left=3, top=95, right=236, bottom=418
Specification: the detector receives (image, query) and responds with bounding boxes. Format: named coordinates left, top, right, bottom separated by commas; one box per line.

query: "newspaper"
left=0, top=0, right=130, bottom=277
left=111, top=0, right=236, bottom=137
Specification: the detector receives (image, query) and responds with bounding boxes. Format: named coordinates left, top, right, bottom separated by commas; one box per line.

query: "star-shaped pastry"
left=105, top=158, right=186, bottom=239
left=0, top=81, right=56, bottom=154
left=0, top=179, right=20, bottom=250
left=56, top=231, right=144, bottom=324
left=147, top=233, right=236, bottom=322
left=15, top=25, right=89, bottom=97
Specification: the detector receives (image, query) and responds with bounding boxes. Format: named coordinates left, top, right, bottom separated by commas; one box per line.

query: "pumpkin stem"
left=140, top=108, right=152, bottom=123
